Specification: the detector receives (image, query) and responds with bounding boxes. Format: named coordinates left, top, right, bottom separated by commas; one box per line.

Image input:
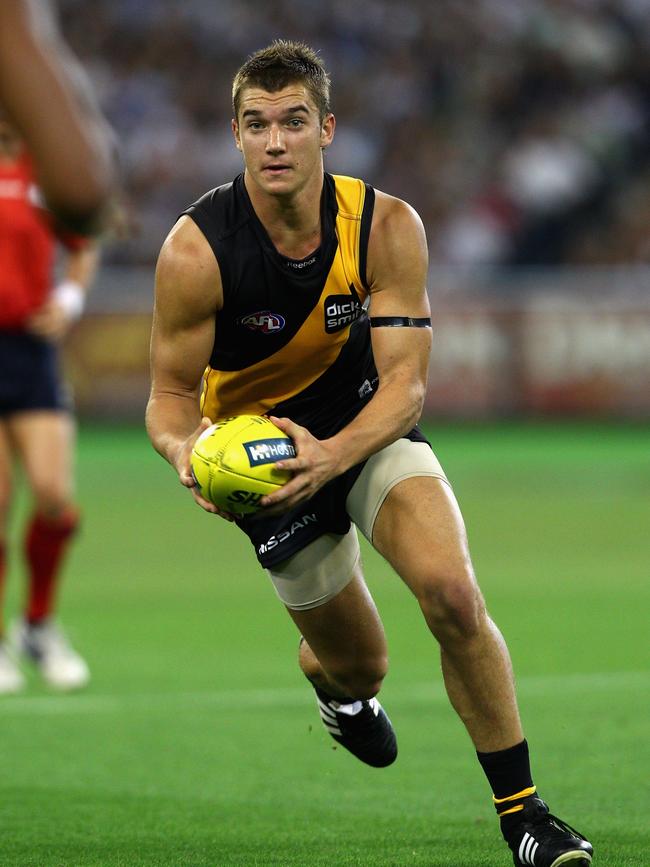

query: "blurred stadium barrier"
left=425, top=266, right=650, bottom=419
left=66, top=265, right=650, bottom=421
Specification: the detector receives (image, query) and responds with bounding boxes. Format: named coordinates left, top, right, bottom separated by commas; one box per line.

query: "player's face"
left=232, top=84, right=335, bottom=197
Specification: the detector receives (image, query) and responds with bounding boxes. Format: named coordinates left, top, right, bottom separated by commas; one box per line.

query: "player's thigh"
left=8, top=410, right=76, bottom=506
left=347, top=438, right=474, bottom=599
left=0, top=420, right=14, bottom=533
left=371, top=475, right=481, bottom=616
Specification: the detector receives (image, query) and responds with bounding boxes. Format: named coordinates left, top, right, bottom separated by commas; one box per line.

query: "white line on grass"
left=0, top=669, right=647, bottom=717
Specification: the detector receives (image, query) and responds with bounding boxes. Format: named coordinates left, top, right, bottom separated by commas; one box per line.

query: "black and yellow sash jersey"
left=183, top=172, right=376, bottom=440
left=182, top=172, right=427, bottom=567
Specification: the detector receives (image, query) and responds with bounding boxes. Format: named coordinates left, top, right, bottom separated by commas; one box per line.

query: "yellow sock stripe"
left=497, top=804, right=525, bottom=817
left=493, top=785, right=537, bottom=805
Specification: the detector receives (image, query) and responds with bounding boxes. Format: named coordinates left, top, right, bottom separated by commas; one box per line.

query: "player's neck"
left=244, top=169, right=323, bottom=260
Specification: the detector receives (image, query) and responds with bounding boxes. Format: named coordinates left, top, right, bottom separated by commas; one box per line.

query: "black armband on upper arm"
left=370, top=316, right=432, bottom=328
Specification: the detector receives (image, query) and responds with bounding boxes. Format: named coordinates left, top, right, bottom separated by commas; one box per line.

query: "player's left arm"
left=27, top=240, right=101, bottom=340
left=263, top=192, right=431, bottom=511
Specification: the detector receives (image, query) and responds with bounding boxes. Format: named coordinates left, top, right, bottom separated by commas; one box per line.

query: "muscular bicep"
left=150, top=216, right=221, bottom=399
left=366, top=193, right=432, bottom=389
left=366, top=191, right=430, bottom=316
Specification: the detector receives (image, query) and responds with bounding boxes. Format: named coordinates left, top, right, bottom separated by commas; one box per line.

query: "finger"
left=181, top=465, right=234, bottom=518
left=261, top=493, right=308, bottom=516
left=261, top=475, right=310, bottom=508
left=274, top=453, right=307, bottom=472
left=179, top=469, right=196, bottom=488
left=268, top=415, right=302, bottom=440
left=268, top=418, right=312, bottom=468
left=189, top=486, right=220, bottom=514
left=190, top=417, right=214, bottom=444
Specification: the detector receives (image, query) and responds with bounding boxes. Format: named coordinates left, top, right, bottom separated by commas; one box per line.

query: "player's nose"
left=266, top=124, right=286, bottom=153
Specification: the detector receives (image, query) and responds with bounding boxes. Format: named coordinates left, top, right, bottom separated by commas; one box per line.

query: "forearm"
left=145, top=390, right=203, bottom=470
left=65, top=244, right=101, bottom=289
left=264, top=371, right=426, bottom=514
left=326, top=373, right=426, bottom=474
left=52, top=245, right=101, bottom=321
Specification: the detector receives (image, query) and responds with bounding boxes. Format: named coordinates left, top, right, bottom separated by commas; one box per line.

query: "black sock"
left=477, top=739, right=534, bottom=800
left=305, top=674, right=355, bottom=704
left=477, top=740, right=537, bottom=837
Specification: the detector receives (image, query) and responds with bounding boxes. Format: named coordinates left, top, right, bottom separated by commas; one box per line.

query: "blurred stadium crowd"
left=59, top=0, right=650, bottom=268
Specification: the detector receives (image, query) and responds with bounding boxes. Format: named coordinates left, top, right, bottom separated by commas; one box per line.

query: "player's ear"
left=320, top=113, right=335, bottom=149
left=232, top=118, right=242, bottom=151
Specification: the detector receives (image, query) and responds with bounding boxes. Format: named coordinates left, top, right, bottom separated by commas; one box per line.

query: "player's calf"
left=298, top=635, right=387, bottom=700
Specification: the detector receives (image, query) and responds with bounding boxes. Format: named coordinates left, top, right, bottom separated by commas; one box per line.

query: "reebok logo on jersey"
left=239, top=310, right=286, bottom=334
left=244, top=438, right=296, bottom=467
left=285, top=254, right=317, bottom=270
left=324, top=293, right=364, bottom=333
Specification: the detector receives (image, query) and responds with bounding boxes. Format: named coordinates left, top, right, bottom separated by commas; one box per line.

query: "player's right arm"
left=146, top=216, right=224, bottom=515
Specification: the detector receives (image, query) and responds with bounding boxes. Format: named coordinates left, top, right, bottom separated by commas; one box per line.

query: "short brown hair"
left=232, top=40, right=331, bottom=121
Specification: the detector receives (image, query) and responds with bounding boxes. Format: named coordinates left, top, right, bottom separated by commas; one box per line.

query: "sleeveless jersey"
left=182, top=173, right=426, bottom=567
left=183, top=172, right=377, bottom=439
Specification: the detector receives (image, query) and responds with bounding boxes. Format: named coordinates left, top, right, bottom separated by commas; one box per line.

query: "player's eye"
left=287, top=118, right=304, bottom=127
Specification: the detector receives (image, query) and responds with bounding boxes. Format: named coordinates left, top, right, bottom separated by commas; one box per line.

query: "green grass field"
left=2, top=423, right=648, bottom=866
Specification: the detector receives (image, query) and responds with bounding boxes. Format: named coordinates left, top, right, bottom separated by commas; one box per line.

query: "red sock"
left=24, top=510, right=79, bottom=623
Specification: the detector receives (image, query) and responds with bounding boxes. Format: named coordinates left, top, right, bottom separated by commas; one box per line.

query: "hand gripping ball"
left=190, top=415, right=294, bottom=516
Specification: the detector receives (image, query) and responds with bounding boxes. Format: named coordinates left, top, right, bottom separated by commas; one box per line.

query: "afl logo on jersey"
left=238, top=310, right=286, bottom=334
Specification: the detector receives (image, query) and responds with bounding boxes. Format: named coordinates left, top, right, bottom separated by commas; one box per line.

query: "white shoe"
left=0, top=640, right=26, bottom=694
left=11, top=619, right=90, bottom=691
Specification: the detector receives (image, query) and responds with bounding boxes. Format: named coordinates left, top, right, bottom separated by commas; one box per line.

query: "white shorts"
left=266, top=439, right=448, bottom=610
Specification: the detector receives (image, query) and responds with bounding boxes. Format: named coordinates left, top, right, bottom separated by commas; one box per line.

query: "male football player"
left=146, top=41, right=593, bottom=866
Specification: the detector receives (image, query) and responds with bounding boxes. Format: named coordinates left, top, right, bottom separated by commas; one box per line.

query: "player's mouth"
left=263, top=164, right=291, bottom=175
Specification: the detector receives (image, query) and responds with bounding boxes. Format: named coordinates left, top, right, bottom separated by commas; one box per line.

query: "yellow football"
left=190, top=415, right=294, bottom=516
